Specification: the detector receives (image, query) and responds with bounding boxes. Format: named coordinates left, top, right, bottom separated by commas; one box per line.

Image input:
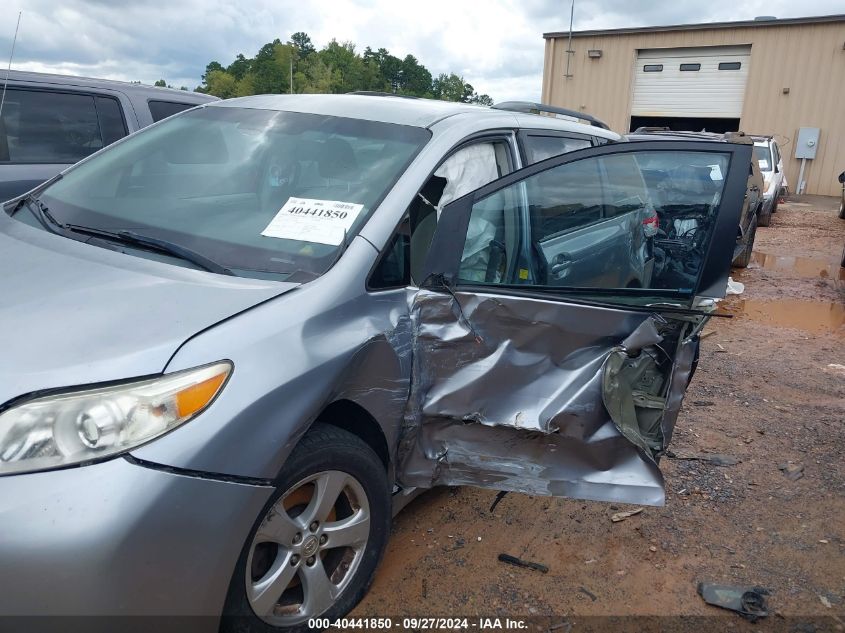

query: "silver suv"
left=0, top=94, right=750, bottom=630
left=752, top=134, right=787, bottom=226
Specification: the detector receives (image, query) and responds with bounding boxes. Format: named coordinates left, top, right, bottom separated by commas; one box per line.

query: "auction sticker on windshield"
left=261, top=197, right=364, bottom=246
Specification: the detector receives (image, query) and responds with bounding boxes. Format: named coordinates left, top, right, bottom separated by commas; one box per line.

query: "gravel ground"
left=352, top=196, right=845, bottom=630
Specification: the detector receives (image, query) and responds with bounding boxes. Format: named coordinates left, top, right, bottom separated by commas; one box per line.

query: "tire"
left=758, top=201, right=772, bottom=227
left=838, top=197, right=845, bottom=220
left=733, top=215, right=757, bottom=268
left=221, top=423, right=391, bottom=633
left=771, top=195, right=779, bottom=214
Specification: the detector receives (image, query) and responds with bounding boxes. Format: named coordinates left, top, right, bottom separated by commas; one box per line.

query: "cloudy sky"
left=2, top=0, right=842, bottom=101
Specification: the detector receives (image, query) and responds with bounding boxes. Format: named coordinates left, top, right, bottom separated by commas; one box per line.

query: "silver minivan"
left=0, top=94, right=750, bottom=631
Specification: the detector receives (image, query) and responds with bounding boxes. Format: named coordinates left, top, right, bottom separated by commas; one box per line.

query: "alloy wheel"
left=245, top=470, right=371, bottom=626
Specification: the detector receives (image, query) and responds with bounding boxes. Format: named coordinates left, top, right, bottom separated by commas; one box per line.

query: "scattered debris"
left=698, top=582, right=770, bottom=622
left=497, top=553, right=549, bottom=574
left=489, top=490, right=509, bottom=513
left=611, top=507, right=644, bottom=523
left=726, top=277, right=745, bottom=295
left=692, top=400, right=716, bottom=407
left=819, top=539, right=829, bottom=544
left=819, top=595, right=833, bottom=609
left=579, top=586, right=598, bottom=602
left=699, top=330, right=716, bottom=340
left=779, top=462, right=805, bottom=481
left=671, top=453, right=740, bottom=466
left=649, top=545, right=658, bottom=553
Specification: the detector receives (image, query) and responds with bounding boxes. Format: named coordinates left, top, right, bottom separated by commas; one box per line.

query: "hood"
left=0, top=217, right=297, bottom=406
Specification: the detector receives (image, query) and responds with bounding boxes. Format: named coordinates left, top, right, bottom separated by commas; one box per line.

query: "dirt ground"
left=354, top=196, right=845, bottom=629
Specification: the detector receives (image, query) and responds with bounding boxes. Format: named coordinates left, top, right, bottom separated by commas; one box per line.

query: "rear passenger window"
left=95, top=96, right=127, bottom=145
left=0, top=89, right=126, bottom=164
left=148, top=100, right=195, bottom=122
left=523, top=135, right=592, bottom=165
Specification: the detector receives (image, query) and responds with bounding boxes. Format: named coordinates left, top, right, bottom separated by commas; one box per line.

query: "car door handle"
left=550, top=253, right=572, bottom=278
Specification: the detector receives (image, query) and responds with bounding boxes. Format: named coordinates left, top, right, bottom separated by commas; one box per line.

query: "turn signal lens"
left=176, top=371, right=228, bottom=418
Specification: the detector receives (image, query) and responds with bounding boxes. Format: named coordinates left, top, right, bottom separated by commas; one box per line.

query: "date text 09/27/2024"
left=307, top=618, right=530, bottom=630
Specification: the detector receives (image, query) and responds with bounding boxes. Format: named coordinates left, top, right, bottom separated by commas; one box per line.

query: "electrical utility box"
left=795, top=127, right=820, bottom=159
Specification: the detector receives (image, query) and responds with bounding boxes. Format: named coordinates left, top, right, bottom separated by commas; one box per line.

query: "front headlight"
left=0, top=361, right=232, bottom=476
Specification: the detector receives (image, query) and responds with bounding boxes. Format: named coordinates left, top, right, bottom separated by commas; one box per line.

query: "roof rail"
left=346, top=91, right=421, bottom=100
left=492, top=101, right=610, bottom=130
left=632, top=126, right=671, bottom=133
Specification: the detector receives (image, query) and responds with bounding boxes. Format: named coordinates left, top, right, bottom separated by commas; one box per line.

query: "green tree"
left=204, top=69, right=239, bottom=98
left=202, top=61, right=224, bottom=84
left=227, top=53, right=251, bottom=80
left=471, top=93, right=494, bottom=106
left=400, top=55, right=432, bottom=96
left=154, top=79, right=166, bottom=87
left=319, top=39, right=364, bottom=94
left=290, top=32, right=315, bottom=59
left=197, top=35, right=494, bottom=102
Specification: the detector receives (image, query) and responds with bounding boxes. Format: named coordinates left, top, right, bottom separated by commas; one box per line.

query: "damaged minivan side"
left=398, top=141, right=749, bottom=507
left=0, top=95, right=751, bottom=630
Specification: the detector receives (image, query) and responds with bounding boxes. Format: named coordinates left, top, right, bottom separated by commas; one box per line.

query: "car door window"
left=522, top=134, right=592, bottom=164
left=409, top=140, right=512, bottom=284
left=0, top=88, right=126, bottom=164
left=454, top=149, right=733, bottom=302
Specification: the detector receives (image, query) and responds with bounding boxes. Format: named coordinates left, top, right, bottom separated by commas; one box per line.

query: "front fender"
left=130, top=240, right=411, bottom=480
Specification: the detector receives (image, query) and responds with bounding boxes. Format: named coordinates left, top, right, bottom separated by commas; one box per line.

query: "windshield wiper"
left=64, top=224, right=235, bottom=276
left=11, top=195, right=67, bottom=235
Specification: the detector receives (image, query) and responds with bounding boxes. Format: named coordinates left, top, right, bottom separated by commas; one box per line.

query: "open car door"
left=397, top=140, right=752, bottom=506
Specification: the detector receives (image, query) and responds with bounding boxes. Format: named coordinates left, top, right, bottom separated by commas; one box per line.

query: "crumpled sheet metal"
left=409, top=290, right=649, bottom=433
left=397, top=289, right=672, bottom=506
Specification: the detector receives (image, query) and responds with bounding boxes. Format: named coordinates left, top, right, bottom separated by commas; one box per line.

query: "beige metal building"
left=541, top=14, right=845, bottom=196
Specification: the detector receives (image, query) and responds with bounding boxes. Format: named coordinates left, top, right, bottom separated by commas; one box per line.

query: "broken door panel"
left=397, top=289, right=695, bottom=505
left=397, top=141, right=751, bottom=506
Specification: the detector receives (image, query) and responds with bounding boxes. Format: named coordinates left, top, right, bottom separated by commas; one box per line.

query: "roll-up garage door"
left=631, top=46, right=751, bottom=118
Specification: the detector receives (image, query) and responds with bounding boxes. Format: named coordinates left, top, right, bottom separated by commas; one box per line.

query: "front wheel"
left=221, top=424, right=391, bottom=633
left=838, top=196, right=845, bottom=220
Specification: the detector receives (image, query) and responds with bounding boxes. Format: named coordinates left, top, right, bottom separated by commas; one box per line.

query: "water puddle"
left=748, top=251, right=845, bottom=286
left=725, top=299, right=845, bottom=334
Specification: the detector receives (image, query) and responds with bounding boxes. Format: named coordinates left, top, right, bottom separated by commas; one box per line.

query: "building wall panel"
left=542, top=20, right=845, bottom=195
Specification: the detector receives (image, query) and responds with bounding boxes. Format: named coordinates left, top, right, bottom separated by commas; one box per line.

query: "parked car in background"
left=627, top=128, right=764, bottom=268
left=752, top=134, right=787, bottom=226
left=0, top=94, right=753, bottom=629
left=0, top=70, right=217, bottom=201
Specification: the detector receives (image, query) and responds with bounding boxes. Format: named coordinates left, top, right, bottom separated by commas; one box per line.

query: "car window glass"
left=523, top=135, right=591, bottom=164
left=39, top=107, right=430, bottom=280
left=409, top=140, right=511, bottom=284
left=0, top=89, right=106, bottom=163
left=148, top=100, right=196, bottom=122
left=753, top=145, right=772, bottom=171
left=455, top=150, right=732, bottom=303
left=94, top=96, right=127, bottom=145
left=370, top=216, right=410, bottom=288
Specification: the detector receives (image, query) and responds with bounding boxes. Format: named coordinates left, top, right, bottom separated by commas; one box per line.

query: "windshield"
left=36, top=106, right=430, bottom=279
left=753, top=144, right=772, bottom=172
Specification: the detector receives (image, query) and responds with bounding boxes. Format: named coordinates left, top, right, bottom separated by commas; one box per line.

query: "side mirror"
left=839, top=171, right=845, bottom=184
